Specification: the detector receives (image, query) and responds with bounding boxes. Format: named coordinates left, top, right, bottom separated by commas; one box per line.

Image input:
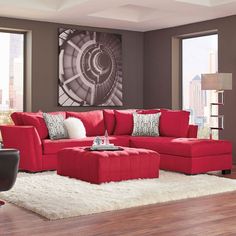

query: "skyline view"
left=0, top=32, right=24, bottom=125
left=182, top=34, right=218, bottom=138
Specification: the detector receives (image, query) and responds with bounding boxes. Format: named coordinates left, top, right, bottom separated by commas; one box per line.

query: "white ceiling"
left=0, top=0, right=236, bottom=31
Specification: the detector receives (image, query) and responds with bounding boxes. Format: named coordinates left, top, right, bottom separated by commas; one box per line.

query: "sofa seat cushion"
left=130, top=137, right=232, bottom=157
left=43, top=135, right=130, bottom=155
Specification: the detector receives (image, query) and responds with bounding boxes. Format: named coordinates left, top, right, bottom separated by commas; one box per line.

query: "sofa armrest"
left=0, top=125, right=43, bottom=172
left=187, top=125, right=198, bottom=138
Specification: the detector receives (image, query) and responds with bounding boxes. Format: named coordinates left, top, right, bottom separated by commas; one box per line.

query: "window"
left=182, top=34, right=218, bottom=138
left=0, top=31, right=24, bottom=125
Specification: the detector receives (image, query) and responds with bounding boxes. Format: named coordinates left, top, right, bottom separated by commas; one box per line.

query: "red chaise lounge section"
left=130, top=137, right=232, bottom=174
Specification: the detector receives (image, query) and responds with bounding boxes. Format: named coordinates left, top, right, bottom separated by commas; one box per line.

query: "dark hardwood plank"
left=1, top=167, right=236, bottom=236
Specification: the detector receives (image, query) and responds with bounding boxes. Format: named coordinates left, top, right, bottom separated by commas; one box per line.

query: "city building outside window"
left=182, top=34, right=218, bottom=139
left=0, top=31, right=24, bottom=126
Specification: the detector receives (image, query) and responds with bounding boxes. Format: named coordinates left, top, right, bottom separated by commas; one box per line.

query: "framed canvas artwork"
left=58, top=28, right=123, bottom=106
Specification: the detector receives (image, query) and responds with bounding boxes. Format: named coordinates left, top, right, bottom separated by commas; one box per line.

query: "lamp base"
left=209, top=133, right=212, bottom=140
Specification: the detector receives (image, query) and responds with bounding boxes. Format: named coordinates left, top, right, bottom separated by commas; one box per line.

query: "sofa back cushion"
left=113, top=110, right=136, bottom=135
left=19, top=111, right=66, bottom=140
left=11, top=111, right=41, bottom=125
left=66, top=110, right=105, bottom=136
left=103, top=109, right=115, bottom=135
left=136, top=109, right=161, bottom=114
left=11, top=112, right=24, bottom=125
left=21, top=113, right=49, bottom=139
left=159, top=110, right=190, bottom=137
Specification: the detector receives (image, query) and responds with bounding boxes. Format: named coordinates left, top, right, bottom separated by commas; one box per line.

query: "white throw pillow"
left=63, top=117, right=86, bottom=139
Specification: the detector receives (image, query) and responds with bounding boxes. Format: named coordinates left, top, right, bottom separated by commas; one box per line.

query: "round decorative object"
left=59, top=29, right=123, bottom=106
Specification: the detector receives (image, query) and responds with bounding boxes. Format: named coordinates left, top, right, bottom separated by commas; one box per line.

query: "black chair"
left=0, top=149, right=19, bottom=206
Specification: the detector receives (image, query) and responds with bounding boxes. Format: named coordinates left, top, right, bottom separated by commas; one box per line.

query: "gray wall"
left=1, top=15, right=236, bottom=160
left=144, top=15, right=236, bottom=161
left=0, top=17, right=144, bottom=112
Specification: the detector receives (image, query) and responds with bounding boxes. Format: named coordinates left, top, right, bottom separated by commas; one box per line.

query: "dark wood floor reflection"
left=1, top=167, right=236, bottom=236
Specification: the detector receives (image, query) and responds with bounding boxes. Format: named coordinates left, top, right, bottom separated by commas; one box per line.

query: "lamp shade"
left=201, top=73, right=232, bottom=90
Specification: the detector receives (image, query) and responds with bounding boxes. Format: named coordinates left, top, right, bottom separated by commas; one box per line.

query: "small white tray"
left=90, top=145, right=121, bottom=151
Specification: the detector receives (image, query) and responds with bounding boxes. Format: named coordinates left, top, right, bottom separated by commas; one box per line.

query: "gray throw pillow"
left=132, top=113, right=160, bottom=136
left=43, top=113, right=68, bottom=140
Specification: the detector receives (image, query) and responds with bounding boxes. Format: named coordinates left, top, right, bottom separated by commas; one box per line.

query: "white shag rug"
left=1, top=171, right=236, bottom=220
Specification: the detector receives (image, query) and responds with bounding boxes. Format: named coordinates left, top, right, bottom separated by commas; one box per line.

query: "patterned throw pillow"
left=132, top=113, right=160, bottom=136
left=43, top=113, right=68, bottom=140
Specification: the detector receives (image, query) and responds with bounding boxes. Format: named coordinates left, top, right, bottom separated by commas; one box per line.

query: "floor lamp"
left=201, top=73, right=232, bottom=139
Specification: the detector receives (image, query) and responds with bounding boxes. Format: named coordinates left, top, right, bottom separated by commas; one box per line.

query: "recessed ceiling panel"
left=175, top=0, right=236, bottom=7
left=58, top=0, right=90, bottom=10
left=0, top=0, right=236, bottom=31
left=0, top=0, right=89, bottom=11
left=89, top=4, right=159, bottom=23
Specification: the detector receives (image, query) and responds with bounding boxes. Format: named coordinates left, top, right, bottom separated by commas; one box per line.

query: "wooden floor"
left=1, top=169, right=236, bottom=236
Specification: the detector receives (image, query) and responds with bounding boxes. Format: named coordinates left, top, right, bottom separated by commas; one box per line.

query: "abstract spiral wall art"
left=58, top=28, right=123, bottom=106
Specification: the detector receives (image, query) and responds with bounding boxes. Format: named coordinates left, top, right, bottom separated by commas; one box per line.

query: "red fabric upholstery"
left=11, top=112, right=24, bottom=125
left=42, top=154, right=58, bottom=171
left=1, top=109, right=232, bottom=175
left=21, top=114, right=49, bottom=139
left=160, top=110, right=190, bottom=137
left=0, top=125, right=43, bottom=172
left=136, top=109, right=161, bottom=114
left=187, top=125, right=198, bottom=138
left=114, top=110, right=135, bottom=135
left=11, top=111, right=66, bottom=139
left=160, top=153, right=232, bottom=174
left=103, top=109, right=115, bottom=135
left=43, top=138, right=93, bottom=154
left=11, top=111, right=41, bottom=125
left=130, top=137, right=232, bottom=157
left=43, top=135, right=130, bottom=154
left=57, top=147, right=160, bottom=184
left=48, top=111, right=66, bottom=118
left=67, top=110, right=105, bottom=136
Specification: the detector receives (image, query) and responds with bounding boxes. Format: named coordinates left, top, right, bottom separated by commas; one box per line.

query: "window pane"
left=0, top=32, right=24, bottom=125
left=182, top=34, right=218, bottom=139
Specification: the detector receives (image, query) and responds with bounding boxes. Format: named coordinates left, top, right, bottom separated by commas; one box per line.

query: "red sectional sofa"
left=0, top=109, right=232, bottom=174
